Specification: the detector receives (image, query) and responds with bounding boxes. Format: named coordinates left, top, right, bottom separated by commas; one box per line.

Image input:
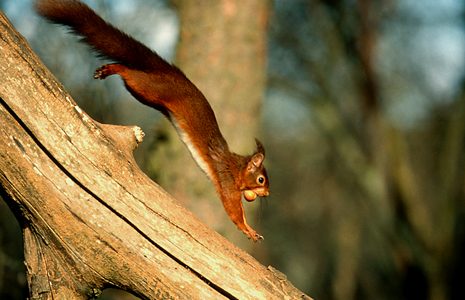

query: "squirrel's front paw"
left=247, top=230, right=264, bottom=242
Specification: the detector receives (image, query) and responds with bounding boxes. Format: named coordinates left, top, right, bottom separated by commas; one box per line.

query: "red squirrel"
left=36, top=0, right=269, bottom=241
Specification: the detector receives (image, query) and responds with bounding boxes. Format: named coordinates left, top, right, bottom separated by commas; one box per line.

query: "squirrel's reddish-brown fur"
left=36, top=0, right=269, bottom=241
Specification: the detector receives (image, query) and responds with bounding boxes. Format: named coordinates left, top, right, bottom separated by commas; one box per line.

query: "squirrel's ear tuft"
left=255, top=138, right=265, bottom=156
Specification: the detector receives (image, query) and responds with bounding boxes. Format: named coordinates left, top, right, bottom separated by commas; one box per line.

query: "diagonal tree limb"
left=0, top=12, right=312, bottom=300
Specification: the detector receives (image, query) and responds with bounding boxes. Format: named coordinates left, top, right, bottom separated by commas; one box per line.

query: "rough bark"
left=0, top=12, right=311, bottom=300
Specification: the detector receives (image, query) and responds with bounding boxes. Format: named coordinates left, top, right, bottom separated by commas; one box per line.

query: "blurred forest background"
left=1, top=0, right=465, bottom=299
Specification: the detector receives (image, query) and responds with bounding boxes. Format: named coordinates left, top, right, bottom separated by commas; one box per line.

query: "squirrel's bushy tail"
left=36, top=0, right=169, bottom=71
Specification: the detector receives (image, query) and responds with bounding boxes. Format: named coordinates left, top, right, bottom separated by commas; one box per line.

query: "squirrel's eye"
left=257, top=175, right=265, bottom=185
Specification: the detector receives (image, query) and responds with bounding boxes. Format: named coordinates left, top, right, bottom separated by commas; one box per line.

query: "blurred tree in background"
left=1, top=0, right=465, bottom=300
left=259, top=1, right=465, bottom=300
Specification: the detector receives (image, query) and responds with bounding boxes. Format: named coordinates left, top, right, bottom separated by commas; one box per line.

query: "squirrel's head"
left=241, top=139, right=269, bottom=202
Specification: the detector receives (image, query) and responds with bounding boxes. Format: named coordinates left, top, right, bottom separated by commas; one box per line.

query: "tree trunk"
left=149, top=0, right=269, bottom=240
left=0, top=12, right=310, bottom=300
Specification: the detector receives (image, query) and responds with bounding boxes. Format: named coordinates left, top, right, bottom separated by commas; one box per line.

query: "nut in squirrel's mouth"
left=243, top=189, right=269, bottom=202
